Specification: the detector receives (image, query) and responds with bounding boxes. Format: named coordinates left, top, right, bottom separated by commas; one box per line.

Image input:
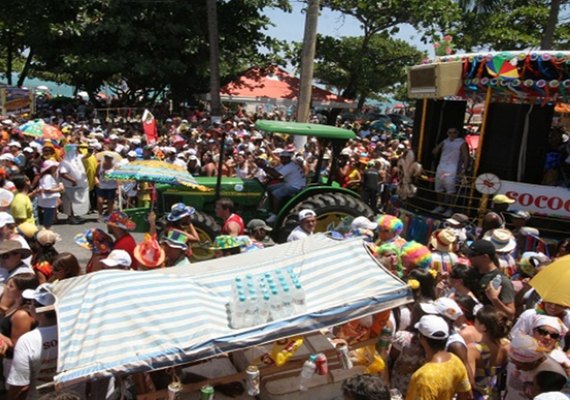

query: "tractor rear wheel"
left=190, top=211, right=221, bottom=262
left=277, top=192, right=375, bottom=243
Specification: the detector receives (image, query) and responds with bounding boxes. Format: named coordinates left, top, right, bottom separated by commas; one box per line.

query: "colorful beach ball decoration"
left=486, top=53, right=519, bottom=80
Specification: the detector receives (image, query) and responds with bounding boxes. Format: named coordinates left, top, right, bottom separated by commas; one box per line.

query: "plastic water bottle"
left=298, top=355, right=317, bottom=391
left=281, top=284, right=294, bottom=317
left=269, top=286, right=283, bottom=320
left=231, top=295, right=247, bottom=329
left=244, top=291, right=258, bottom=327
left=258, top=293, right=270, bottom=325
left=291, top=281, right=306, bottom=313
left=231, top=276, right=243, bottom=298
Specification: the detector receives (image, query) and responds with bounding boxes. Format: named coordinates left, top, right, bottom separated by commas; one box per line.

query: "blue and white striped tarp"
left=51, top=234, right=412, bottom=386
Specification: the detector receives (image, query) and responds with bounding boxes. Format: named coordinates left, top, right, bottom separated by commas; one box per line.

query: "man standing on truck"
left=432, top=128, right=469, bottom=217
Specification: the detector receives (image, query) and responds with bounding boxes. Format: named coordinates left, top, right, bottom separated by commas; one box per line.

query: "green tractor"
left=124, top=120, right=375, bottom=260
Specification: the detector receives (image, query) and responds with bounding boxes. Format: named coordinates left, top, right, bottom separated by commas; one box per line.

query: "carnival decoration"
left=433, top=51, right=570, bottom=103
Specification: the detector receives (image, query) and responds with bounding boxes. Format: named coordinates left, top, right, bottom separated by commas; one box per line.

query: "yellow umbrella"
left=529, top=255, right=570, bottom=307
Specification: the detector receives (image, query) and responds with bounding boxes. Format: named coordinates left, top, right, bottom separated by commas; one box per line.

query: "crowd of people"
left=0, top=106, right=566, bottom=399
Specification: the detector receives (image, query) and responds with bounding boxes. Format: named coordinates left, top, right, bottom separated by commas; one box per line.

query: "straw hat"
left=430, top=229, right=457, bottom=252
left=134, top=234, right=165, bottom=269
left=0, top=240, right=32, bottom=258
left=483, top=228, right=516, bottom=253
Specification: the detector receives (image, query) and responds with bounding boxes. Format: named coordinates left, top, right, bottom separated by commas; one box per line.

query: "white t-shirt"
left=277, top=162, right=306, bottom=189
left=437, top=137, right=465, bottom=174
left=37, top=175, right=60, bottom=208
left=287, top=226, right=311, bottom=242
left=7, top=325, right=58, bottom=400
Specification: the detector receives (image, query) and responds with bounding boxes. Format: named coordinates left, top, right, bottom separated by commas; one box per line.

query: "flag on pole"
left=142, top=109, right=157, bottom=144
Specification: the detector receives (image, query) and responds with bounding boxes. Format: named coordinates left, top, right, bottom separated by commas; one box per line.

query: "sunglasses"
left=534, top=327, right=561, bottom=340
left=0, top=252, right=16, bottom=260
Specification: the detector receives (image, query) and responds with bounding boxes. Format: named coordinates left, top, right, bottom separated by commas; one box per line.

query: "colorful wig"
left=376, top=214, right=404, bottom=235
left=401, top=240, right=432, bottom=271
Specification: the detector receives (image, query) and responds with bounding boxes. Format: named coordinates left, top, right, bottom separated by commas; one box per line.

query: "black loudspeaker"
left=413, top=99, right=467, bottom=170
left=477, top=103, right=554, bottom=183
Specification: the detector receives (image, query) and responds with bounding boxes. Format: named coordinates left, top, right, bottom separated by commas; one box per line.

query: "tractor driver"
left=266, top=150, right=306, bottom=222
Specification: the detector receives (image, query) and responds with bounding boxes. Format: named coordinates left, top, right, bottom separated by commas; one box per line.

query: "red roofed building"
left=219, top=66, right=356, bottom=111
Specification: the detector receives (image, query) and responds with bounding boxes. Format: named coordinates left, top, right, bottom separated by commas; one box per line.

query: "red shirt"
left=222, top=213, right=245, bottom=235
left=113, top=233, right=138, bottom=269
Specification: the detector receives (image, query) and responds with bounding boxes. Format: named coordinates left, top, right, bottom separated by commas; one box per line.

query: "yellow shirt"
left=406, top=353, right=471, bottom=400
left=83, top=154, right=98, bottom=190
left=10, top=192, right=35, bottom=225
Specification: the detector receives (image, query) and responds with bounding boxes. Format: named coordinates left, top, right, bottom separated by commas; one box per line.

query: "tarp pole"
left=472, top=86, right=492, bottom=179
left=417, top=98, right=428, bottom=163
left=468, top=86, right=492, bottom=213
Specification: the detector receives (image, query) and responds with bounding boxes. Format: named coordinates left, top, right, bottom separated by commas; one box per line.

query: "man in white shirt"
left=266, top=150, right=306, bottom=218
left=287, top=209, right=317, bottom=242
left=8, top=287, right=58, bottom=400
left=432, top=128, right=469, bottom=217
left=59, top=144, right=89, bottom=224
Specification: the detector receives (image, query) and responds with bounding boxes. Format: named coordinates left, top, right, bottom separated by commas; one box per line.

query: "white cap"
left=414, top=315, right=449, bottom=339
left=109, top=134, right=119, bottom=140
left=23, top=147, right=34, bottom=153
left=188, top=155, right=198, bottom=161
left=298, top=209, right=316, bottom=221
left=351, top=216, right=377, bottom=231
left=127, top=150, right=137, bottom=158
left=420, top=297, right=464, bottom=321
left=0, top=153, right=15, bottom=162
left=22, top=286, right=56, bottom=312
left=29, top=141, right=42, bottom=150
left=101, top=250, right=132, bottom=269
left=0, top=212, right=15, bottom=228
left=8, top=141, right=21, bottom=148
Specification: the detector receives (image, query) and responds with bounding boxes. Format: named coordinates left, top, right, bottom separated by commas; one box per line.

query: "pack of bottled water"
left=229, top=267, right=307, bottom=329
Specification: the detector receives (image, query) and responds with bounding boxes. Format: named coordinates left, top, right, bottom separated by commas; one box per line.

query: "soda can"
left=315, top=353, right=328, bottom=375
left=167, top=381, right=182, bottom=400
left=200, top=385, right=215, bottom=400
left=336, top=343, right=353, bottom=370
left=246, top=365, right=261, bottom=396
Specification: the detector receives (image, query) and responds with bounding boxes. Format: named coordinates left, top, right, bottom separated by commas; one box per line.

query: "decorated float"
left=394, top=50, right=570, bottom=249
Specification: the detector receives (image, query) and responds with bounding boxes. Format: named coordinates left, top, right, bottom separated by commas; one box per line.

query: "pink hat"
left=509, top=334, right=547, bottom=363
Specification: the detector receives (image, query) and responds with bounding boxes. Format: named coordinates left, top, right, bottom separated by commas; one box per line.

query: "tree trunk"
left=17, top=48, right=34, bottom=87
left=6, top=30, right=13, bottom=86
left=540, top=0, right=561, bottom=50
left=206, top=0, right=222, bottom=119
left=296, top=0, right=320, bottom=124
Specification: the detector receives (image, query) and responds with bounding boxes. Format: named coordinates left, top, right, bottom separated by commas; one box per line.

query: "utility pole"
left=207, top=0, right=222, bottom=122
left=295, top=0, right=320, bottom=148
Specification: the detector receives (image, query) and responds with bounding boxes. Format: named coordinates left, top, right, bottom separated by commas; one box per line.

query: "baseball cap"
left=465, top=239, right=496, bottom=258
left=414, top=315, right=449, bottom=339
left=298, top=209, right=317, bottom=221
left=247, top=219, right=273, bottom=232
left=8, top=141, right=21, bottom=148
left=0, top=212, right=15, bottom=228
left=493, top=194, right=515, bottom=205
left=23, top=286, right=56, bottom=312
left=101, top=249, right=132, bottom=269
left=351, top=216, right=377, bottom=231
left=420, top=297, right=464, bottom=321
left=445, top=213, right=469, bottom=226
left=507, top=210, right=531, bottom=220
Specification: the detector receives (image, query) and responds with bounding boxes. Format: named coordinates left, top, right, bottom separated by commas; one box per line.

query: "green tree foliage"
left=0, top=0, right=291, bottom=105
left=452, top=0, right=570, bottom=51
left=320, top=0, right=460, bottom=99
left=313, top=35, right=422, bottom=108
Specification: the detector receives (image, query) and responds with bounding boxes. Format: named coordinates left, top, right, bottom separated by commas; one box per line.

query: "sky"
left=263, top=2, right=433, bottom=56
